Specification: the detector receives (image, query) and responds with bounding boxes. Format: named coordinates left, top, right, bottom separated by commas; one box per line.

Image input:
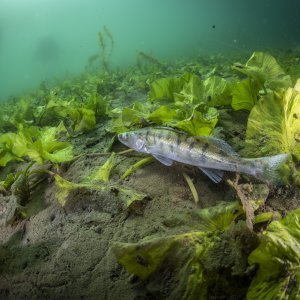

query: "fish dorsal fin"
left=152, top=154, right=174, bottom=166
left=195, top=136, right=239, bottom=157
left=198, top=167, right=224, bottom=183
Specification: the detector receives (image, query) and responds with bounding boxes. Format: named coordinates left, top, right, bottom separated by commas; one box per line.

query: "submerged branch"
left=227, top=175, right=254, bottom=230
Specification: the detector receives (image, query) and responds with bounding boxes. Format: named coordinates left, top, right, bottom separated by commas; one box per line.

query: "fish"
left=118, top=127, right=289, bottom=185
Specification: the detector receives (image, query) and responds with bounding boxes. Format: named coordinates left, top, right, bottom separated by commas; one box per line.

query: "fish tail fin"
left=249, top=153, right=289, bottom=185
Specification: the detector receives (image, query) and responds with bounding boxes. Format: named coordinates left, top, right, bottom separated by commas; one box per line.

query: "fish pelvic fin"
left=152, top=154, right=173, bottom=166
left=198, top=167, right=224, bottom=183
left=248, top=153, right=290, bottom=185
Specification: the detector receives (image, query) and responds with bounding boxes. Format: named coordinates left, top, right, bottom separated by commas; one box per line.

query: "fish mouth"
left=118, top=132, right=127, bottom=141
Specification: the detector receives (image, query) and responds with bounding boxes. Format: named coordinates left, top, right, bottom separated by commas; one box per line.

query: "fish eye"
left=120, top=133, right=128, bottom=140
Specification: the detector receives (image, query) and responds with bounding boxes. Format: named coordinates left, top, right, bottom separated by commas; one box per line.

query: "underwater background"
left=1, top=0, right=300, bottom=101
left=1, top=0, right=300, bottom=299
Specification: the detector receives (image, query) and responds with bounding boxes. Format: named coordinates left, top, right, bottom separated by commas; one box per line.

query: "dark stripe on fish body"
left=176, top=136, right=181, bottom=147
left=165, top=130, right=173, bottom=143
left=153, top=132, right=156, bottom=144
left=200, top=142, right=209, bottom=162
left=169, top=144, right=174, bottom=152
left=202, top=142, right=209, bottom=154
left=157, top=131, right=163, bottom=141
left=145, top=129, right=150, bottom=142
left=189, top=141, right=196, bottom=151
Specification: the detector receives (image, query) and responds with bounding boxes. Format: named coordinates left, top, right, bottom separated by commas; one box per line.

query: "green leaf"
left=0, top=132, right=29, bottom=158
left=190, top=201, right=243, bottom=232
left=247, top=208, right=300, bottom=299
left=231, top=79, right=260, bottom=111
left=244, top=86, right=300, bottom=160
left=175, top=107, right=219, bottom=136
left=149, top=77, right=185, bottom=101
left=40, top=142, right=73, bottom=164
left=121, top=102, right=150, bottom=127
left=54, top=174, right=81, bottom=206
left=85, top=152, right=117, bottom=183
left=85, top=93, right=107, bottom=116
left=113, top=231, right=212, bottom=298
left=203, top=76, right=232, bottom=106
left=53, top=173, right=149, bottom=210
left=112, top=201, right=247, bottom=299
left=68, top=108, right=96, bottom=133
left=0, top=150, right=22, bottom=167
left=26, top=126, right=73, bottom=164
left=233, top=52, right=292, bottom=90
left=174, top=73, right=204, bottom=105
left=0, top=126, right=73, bottom=165
left=148, top=105, right=183, bottom=124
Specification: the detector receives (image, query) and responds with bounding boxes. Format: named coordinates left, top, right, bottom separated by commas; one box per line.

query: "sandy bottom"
left=0, top=124, right=299, bottom=300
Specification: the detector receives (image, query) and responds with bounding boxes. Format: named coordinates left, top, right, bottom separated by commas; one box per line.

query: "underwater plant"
left=112, top=201, right=259, bottom=299
left=98, top=25, right=114, bottom=72
left=110, top=73, right=227, bottom=136
left=247, top=208, right=300, bottom=299
left=1, top=48, right=300, bottom=299
left=0, top=161, right=50, bottom=224
left=136, top=50, right=165, bottom=74
left=232, top=51, right=292, bottom=110
left=0, top=124, right=73, bottom=167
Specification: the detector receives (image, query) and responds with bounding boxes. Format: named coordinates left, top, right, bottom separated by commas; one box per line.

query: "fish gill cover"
left=0, top=48, right=300, bottom=299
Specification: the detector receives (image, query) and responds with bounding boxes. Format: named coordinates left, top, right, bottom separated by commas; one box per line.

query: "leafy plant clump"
left=110, top=73, right=232, bottom=136
left=247, top=208, right=300, bottom=299
left=112, top=202, right=259, bottom=299
left=0, top=124, right=73, bottom=167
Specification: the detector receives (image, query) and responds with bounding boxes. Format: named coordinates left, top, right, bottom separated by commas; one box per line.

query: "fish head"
left=118, top=131, right=149, bottom=153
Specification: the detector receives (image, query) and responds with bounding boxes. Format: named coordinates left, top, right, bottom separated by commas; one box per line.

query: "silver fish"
left=118, top=127, right=289, bottom=185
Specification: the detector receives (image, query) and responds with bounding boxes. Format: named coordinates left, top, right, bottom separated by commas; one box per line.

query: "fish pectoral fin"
left=152, top=154, right=174, bottom=166
left=198, top=167, right=224, bottom=183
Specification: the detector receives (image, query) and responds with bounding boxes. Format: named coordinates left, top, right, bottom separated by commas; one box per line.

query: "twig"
left=70, top=148, right=134, bottom=163
left=227, top=175, right=254, bottom=230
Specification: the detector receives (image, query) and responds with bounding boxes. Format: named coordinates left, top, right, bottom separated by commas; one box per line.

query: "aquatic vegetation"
left=136, top=50, right=165, bottom=73
left=0, top=124, right=73, bottom=166
left=1, top=49, right=300, bottom=299
left=98, top=25, right=114, bottom=72
left=0, top=163, right=48, bottom=224
left=111, top=73, right=223, bottom=136
left=231, top=78, right=260, bottom=111
left=85, top=152, right=116, bottom=183
left=182, top=172, right=199, bottom=204
left=245, top=85, right=300, bottom=159
left=112, top=202, right=256, bottom=299
left=247, top=208, right=300, bottom=299
left=232, top=51, right=292, bottom=94
left=112, top=196, right=299, bottom=299
left=227, top=178, right=269, bottom=230
left=231, top=52, right=292, bottom=112
left=35, top=91, right=103, bottom=134
left=52, top=171, right=148, bottom=213
left=120, top=156, right=154, bottom=180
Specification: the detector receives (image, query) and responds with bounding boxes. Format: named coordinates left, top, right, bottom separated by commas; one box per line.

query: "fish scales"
left=128, top=128, right=241, bottom=170
left=118, top=127, right=289, bottom=185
